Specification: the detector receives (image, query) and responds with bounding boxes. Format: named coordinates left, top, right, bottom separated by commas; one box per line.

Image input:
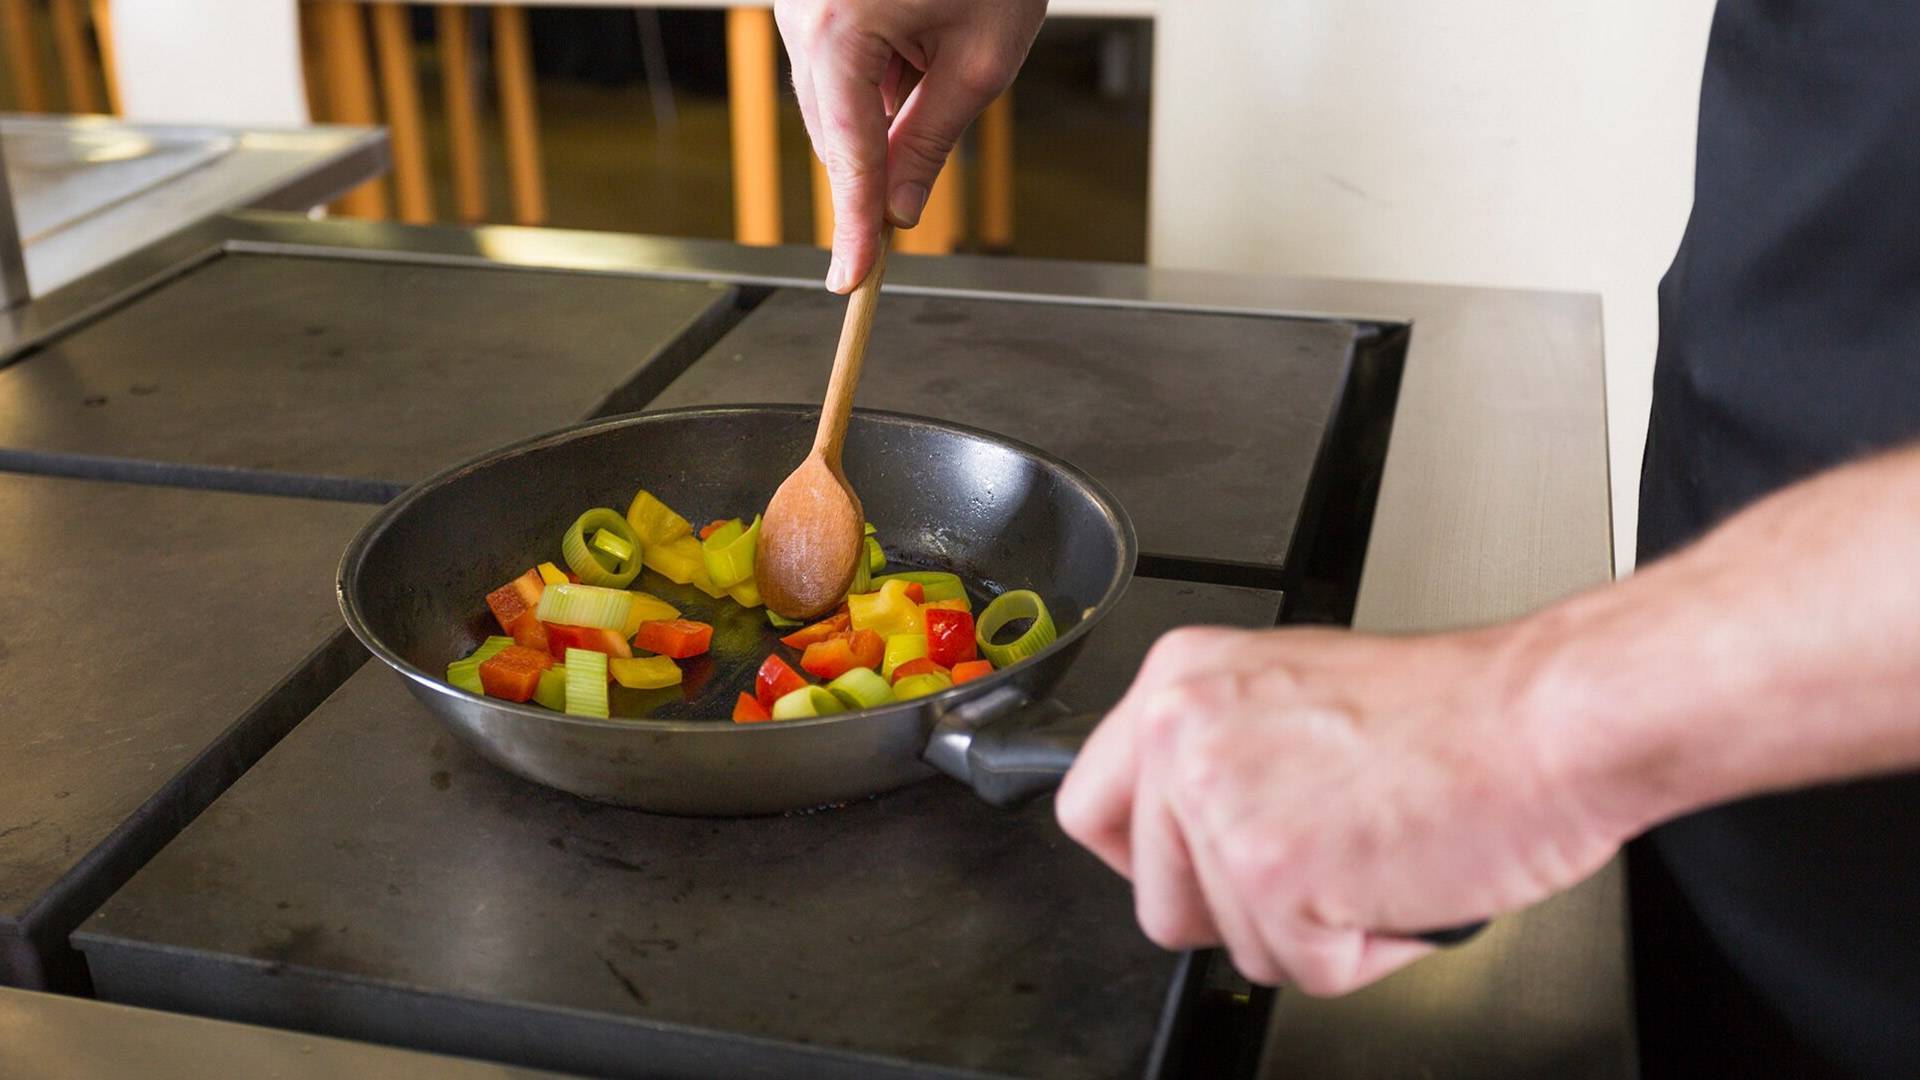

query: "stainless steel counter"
left=0, top=212, right=1621, bottom=1077
left=1, top=115, right=385, bottom=296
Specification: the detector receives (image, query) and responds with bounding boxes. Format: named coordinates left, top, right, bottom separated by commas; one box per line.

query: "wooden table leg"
left=313, top=1, right=389, bottom=219
left=436, top=4, right=487, bottom=223
left=0, top=0, right=51, bottom=113
left=48, top=0, right=101, bottom=114
left=725, top=7, right=781, bottom=246
left=491, top=5, right=546, bottom=226
left=371, top=2, right=433, bottom=223
left=978, top=90, right=1014, bottom=252
left=895, top=158, right=960, bottom=256
left=810, top=152, right=833, bottom=249
left=88, top=0, right=117, bottom=113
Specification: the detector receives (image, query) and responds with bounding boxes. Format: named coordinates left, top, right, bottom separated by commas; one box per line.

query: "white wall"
left=1148, top=0, right=1719, bottom=572
left=108, top=1, right=309, bottom=127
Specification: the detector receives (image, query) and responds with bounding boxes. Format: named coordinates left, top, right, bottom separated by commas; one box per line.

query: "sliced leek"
left=535, top=583, right=632, bottom=630
left=866, top=536, right=886, bottom=574
left=562, top=509, right=642, bottom=589
left=882, top=634, right=929, bottom=679
left=871, top=571, right=969, bottom=607
left=447, top=636, right=515, bottom=694
left=828, top=667, right=894, bottom=710
left=533, top=665, right=568, bottom=711
left=563, top=648, right=610, bottom=718
left=609, top=655, right=682, bottom=690
left=772, top=685, right=846, bottom=720
left=591, top=527, right=635, bottom=565
left=893, top=672, right=954, bottom=701
left=700, top=515, right=761, bottom=589
left=975, top=590, right=1057, bottom=668
left=766, top=608, right=805, bottom=629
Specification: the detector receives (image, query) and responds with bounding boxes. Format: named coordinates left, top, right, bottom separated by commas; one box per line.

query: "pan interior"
left=347, top=408, right=1127, bottom=722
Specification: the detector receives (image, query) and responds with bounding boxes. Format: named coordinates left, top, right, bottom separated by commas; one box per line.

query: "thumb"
left=884, top=60, right=1006, bottom=227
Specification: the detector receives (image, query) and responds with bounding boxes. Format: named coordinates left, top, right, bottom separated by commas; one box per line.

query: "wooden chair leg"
left=978, top=90, right=1014, bottom=251
left=312, top=1, right=389, bottom=219
left=0, top=0, right=51, bottom=112
left=436, top=5, right=487, bottom=223
left=894, top=158, right=961, bottom=256
left=725, top=7, right=781, bottom=246
left=810, top=152, right=833, bottom=249
left=371, top=2, right=433, bottom=224
left=88, top=0, right=118, bottom=114
left=491, top=5, right=546, bottom=226
left=48, top=0, right=101, bottom=114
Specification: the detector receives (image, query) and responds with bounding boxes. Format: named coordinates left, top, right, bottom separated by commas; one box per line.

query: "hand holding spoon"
left=757, top=226, right=893, bottom=619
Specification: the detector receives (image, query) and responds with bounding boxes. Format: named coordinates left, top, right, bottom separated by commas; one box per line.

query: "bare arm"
left=1055, top=442, right=1920, bottom=994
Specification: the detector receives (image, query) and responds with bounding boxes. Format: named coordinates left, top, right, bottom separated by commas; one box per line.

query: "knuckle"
left=953, top=51, right=1015, bottom=99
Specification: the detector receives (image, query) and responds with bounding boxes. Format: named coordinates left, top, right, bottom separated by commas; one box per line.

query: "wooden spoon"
left=757, top=226, right=894, bottom=619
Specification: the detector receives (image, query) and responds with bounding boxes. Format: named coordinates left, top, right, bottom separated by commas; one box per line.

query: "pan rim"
left=338, top=404, right=1138, bottom=735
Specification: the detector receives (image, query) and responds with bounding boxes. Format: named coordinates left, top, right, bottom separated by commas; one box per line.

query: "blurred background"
left=0, top=0, right=1717, bottom=566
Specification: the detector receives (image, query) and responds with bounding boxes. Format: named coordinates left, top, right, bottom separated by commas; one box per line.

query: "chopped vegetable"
left=534, top=665, right=568, bottom=710
left=620, top=591, right=681, bottom=638
left=546, top=622, right=633, bottom=660
left=871, top=571, right=968, bottom=607
left=700, top=515, right=762, bottom=589
left=535, top=562, right=570, bottom=587
left=591, top=527, right=635, bottom=565
left=902, top=582, right=926, bottom=605
left=800, top=629, right=884, bottom=680
left=641, top=533, right=703, bottom=584
left=755, top=653, right=809, bottom=709
left=699, top=519, right=731, bottom=541
left=626, top=490, right=693, bottom=547
left=535, top=583, right=633, bottom=631
left=632, top=618, right=713, bottom=659
left=609, top=655, right=683, bottom=690
left=726, top=579, right=764, bottom=609
left=951, top=659, right=994, bottom=685
left=924, top=607, right=978, bottom=667
left=827, top=667, right=894, bottom=710
left=447, top=636, right=516, bottom=694
left=562, top=509, right=642, bottom=588
left=890, top=657, right=949, bottom=684
left=563, top=648, right=610, bottom=718
left=975, top=590, right=1057, bottom=669
left=766, top=609, right=806, bottom=630
left=732, top=691, right=772, bottom=723
left=508, top=611, right=550, bottom=653
left=485, top=569, right=545, bottom=634
left=893, top=672, right=954, bottom=701
left=921, top=598, right=969, bottom=613
left=848, top=580, right=926, bottom=639
left=866, top=536, right=886, bottom=574
left=479, top=645, right=554, bottom=702
left=772, top=685, right=845, bottom=720
left=780, top=612, right=850, bottom=650
left=882, top=634, right=929, bottom=679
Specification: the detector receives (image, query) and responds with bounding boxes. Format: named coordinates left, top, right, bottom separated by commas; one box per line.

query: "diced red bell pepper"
left=699, top=519, right=731, bottom=541
left=507, top=610, right=549, bottom=653
left=924, top=607, right=978, bottom=668
left=732, top=691, right=773, bottom=723
left=485, top=569, right=545, bottom=634
left=545, top=622, right=633, bottom=660
left=779, top=612, right=851, bottom=650
left=890, top=657, right=950, bottom=684
left=799, top=637, right=857, bottom=680
left=632, top=618, right=713, bottom=659
left=845, top=629, right=884, bottom=671
left=903, top=582, right=926, bottom=605
left=951, top=660, right=994, bottom=685
left=478, top=645, right=553, bottom=702
left=755, top=653, right=809, bottom=709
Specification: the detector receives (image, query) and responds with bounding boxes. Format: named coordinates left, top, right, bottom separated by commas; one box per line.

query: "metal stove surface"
left=0, top=253, right=740, bottom=498
left=79, top=577, right=1282, bottom=1080
left=651, top=289, right=1360, bottom=573
left=0, top=473, right=371, bottom=988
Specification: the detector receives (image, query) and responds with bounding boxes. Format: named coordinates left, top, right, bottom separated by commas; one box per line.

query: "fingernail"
left=826, top=257, right=849, bottom=293
left=889, top=183, right=929, bottom=228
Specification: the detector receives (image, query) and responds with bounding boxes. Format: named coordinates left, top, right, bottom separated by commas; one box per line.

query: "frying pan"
left=339, top=406, right=1126, bottom=816
left=339, top=404, right=1485, bottom=948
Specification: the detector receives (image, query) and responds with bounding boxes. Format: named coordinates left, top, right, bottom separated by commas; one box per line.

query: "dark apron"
left=1635, top=1, right=1920, bottom=1076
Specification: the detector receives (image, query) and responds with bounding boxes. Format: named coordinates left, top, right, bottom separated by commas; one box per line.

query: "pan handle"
left=923, top=687, right=1488, bottom=950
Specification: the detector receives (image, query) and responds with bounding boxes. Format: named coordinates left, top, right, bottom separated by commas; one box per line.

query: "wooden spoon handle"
left=813, top=224, right=894, bottom=463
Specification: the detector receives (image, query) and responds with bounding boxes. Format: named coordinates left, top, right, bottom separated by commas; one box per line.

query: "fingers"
left=1057, top=704, right=1139, bottom=879
left=790, top=16, right=892, bottom=293
left=882, top=50, right=1010, bottom=228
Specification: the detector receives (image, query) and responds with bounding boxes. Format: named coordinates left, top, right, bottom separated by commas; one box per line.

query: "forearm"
left=1518, top=443, right=1920, bottom=835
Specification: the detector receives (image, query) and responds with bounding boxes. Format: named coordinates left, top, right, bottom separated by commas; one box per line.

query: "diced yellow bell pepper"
left=608, top=655, right=683, bottom=690
left=536, top=562, right=570, bottom=587
left=882, top=634, right=929, bottom=679
left=921, top=598, right=969, bottom=614
left=727, top=578, right=764, bottom=609
left=848, top=579, right=926, bottom=639
left=625, top=490, right=694, bottom=547
left=620, top=591, right=682, bottom=638
left=642, top=534, right=705, bottom=585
